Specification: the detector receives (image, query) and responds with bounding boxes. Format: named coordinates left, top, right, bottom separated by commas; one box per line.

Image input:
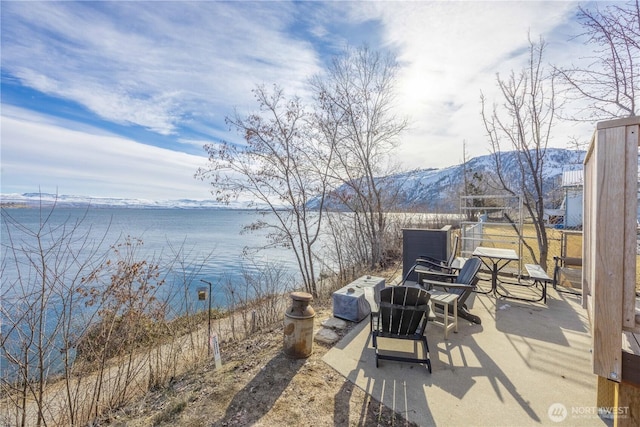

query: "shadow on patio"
left=323, top=286, right=611, bottom=427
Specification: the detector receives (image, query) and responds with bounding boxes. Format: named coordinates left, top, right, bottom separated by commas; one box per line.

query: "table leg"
left=473, top=258, right=494, bottom=294
left=492, top=263, right=498, bottom=294
left=443, top=302, right=449, bottom=340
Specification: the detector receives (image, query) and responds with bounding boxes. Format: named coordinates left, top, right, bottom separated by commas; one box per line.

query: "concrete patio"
left=323, top=283, right=612, bottom=426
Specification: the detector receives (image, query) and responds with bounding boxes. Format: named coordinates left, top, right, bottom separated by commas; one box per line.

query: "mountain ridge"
left=2, top=148, right=584, bottom=210
left=318, top=147, right=584, bottom=212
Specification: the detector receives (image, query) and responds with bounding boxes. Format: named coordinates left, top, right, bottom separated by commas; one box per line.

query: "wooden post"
left=622, top=123, right=638, bottom=331
left=584, top=117, right=640, bottom=426
left=590, top=122, right=626, bottom=381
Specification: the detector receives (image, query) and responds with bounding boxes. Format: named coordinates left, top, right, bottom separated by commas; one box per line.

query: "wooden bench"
left=553, top=256, right=582, bottom=295
left=524, top=264, right=552, bottom=304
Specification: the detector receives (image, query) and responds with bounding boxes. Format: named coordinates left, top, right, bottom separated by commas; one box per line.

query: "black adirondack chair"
left=372, top=286, right=432, bottom=373
left=419, top=256, right=483, bottom=325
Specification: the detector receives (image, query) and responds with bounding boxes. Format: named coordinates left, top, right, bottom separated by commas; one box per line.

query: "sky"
left=1, top=1, right=604, bottom=201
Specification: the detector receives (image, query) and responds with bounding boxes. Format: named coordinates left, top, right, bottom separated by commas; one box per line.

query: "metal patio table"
left=472, top=247, right=519, bottom=296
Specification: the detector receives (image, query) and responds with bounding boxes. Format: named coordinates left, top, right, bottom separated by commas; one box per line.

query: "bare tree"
left=0, top=201, right=109, bottom=427
left=1, top=200, right=228, bottom=426
left=197, top=46, right=407, bottom=289
left=196, top=85, right=333, bottom=297
left=481, top=36, right=557, bottom=270
left=556, top=0, right=639, bottom=119
left=310, top=46, right=408, bottom=269
left=76, top=236, right=168, bottom=417
left=460, top=140, right=488, bottom=221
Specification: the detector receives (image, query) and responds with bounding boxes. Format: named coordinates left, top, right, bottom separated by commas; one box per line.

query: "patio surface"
left=323, top=282, right=612, bottom=427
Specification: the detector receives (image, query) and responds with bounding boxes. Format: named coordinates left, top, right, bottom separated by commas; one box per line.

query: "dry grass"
left=92, top=264, right=417, bottom=427
left=97, top=225, right=639, bottom=427
left=476, top=223, right=640, bottom=293
left=472, top=223, right=566, bottom=268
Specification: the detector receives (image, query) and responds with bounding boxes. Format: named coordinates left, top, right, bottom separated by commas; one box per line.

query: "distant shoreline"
left=0, top=202, right=29, bottom=208
left=0, top=203, right=236, bottom=210
left=0, top=193, right=252, bottom=210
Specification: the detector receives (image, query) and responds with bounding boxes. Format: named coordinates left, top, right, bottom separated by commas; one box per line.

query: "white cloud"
left=1, top=1, right=322, bottom=136
left=346, top=1, right=594, bottom=168
left=1, top=107, right=212, bottom=200
left=1, top=1, right=603, bottom=200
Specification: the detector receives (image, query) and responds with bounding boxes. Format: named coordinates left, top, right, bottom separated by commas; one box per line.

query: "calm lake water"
left=1, top=207, right=306, bottom=378
left=1, top=207, right=301, bottom=312
left=1, top=206, right=445, bottom=378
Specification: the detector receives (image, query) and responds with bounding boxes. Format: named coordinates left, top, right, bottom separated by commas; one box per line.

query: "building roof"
left=562, top=169, right=584, bottom=187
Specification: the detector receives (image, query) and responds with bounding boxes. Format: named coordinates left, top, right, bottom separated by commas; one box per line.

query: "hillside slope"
left=317, top=148, right=584, bottom=212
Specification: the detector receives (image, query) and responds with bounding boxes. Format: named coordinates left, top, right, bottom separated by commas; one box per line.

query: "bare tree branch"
left=556, top=0, right=639, bottom=120
left=481, top=36, right=556, bottom=270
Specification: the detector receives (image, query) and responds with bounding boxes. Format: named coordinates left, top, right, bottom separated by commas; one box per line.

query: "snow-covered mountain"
left=319, top=148, right=585, bottom=212
left=2, top=148, right=584, bottom=210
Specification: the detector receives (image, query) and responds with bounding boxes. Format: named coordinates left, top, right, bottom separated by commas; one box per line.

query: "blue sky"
left=1, top=1, right=600, bottom=201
